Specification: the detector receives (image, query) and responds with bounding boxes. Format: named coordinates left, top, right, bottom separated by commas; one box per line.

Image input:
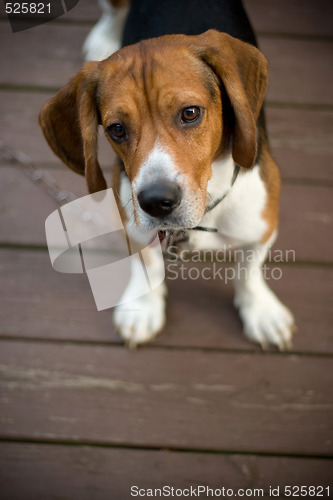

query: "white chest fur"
left=187, top=156, right=268, bottom=250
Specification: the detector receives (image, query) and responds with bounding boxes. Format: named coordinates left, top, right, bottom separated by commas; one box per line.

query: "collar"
left=159, top=164, right=240, bottom=246
left=192, top=163, right=240, bottom=232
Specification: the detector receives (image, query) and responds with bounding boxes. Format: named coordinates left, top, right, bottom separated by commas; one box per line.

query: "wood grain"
left=0, top=442, right=332, bottom=500
left=0, top=341, right=332, bottom=456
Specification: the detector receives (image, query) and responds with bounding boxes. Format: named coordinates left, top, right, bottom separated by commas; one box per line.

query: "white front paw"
left=113, top=287, right=166, bottom=348
left=234, top=288, right=295, bottom=350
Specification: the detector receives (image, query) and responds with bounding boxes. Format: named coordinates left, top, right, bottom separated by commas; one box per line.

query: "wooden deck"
left=0, top=0, right=333, bottom=498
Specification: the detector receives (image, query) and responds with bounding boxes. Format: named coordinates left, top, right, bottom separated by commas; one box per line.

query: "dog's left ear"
left=39, top=61, right=107, bottom=194
left=195, top=30, right=268, bottom=169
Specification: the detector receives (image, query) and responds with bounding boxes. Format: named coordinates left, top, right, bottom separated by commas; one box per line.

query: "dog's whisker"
left=118, top=196, right=134, bottom=221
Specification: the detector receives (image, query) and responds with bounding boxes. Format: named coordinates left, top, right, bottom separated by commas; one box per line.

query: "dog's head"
left=39, top=30, right=267, bottom=231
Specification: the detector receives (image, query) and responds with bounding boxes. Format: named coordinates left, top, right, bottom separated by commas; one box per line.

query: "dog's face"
left=99, top=41, right=224, bottom=230
left=39, top=30, right=267, bottom=231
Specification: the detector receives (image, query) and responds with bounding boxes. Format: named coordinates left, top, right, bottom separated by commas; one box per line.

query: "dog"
left=39, top=0, right=295, bottom=349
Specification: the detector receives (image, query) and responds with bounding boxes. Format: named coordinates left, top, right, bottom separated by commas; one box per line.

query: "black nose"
left=137, top=182, right=182, bottom=218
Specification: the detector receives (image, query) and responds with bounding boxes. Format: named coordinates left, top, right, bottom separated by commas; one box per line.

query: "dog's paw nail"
left=277, top=341, right=287, bottom=352
left=259, top=341, right=269, bottom=351
left=125, top=338, right=138, bottom=350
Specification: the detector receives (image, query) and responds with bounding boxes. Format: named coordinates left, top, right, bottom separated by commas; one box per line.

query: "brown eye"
left=107, top=123, right=127, bottom=142
left=181, top=106, right=201, bottom=123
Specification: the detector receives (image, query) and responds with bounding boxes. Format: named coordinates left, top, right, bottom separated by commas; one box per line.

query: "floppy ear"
left=39, top=62, right=107, bottom=194
left=195, top=30, right=268, bottom=169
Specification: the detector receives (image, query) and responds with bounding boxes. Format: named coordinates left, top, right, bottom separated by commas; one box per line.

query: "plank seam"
left=1, top=245, right=333, bottom=268
left=0, top=436, right=331, bottom=459
left=0, top=336, right=332, bottom=358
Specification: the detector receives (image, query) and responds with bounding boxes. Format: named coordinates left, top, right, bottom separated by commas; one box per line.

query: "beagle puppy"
left=39, top=0, right=295, bottom=349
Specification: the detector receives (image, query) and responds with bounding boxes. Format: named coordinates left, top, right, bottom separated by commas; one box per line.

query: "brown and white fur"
left=39, top=0, right=295, bottom=349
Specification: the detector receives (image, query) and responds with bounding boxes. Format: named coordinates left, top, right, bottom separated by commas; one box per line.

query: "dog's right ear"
left=39, top=62, right=107, bottom=194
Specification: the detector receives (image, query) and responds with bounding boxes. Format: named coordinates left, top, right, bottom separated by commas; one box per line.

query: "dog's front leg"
left=113, top=243, right=167, bottom=348
left=233, top=234, right=295, bottom=350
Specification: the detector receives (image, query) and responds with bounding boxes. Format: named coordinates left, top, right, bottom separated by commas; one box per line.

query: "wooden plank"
left=244, top=0, right=333, bottom=38
left=0, top=443, right=332, bottom=500
left=0, top=163, right=105, bottom=246
left=266, top=108, right=333, bottom=182
left=0, top=164, right=60, bottom=246
left=0, top=340, right=332, bottom=456
left=1, top=21, right=332, bottom=106
left=0, top=91, right=55, bottom=166
left=279, top=184, right=333, bottom=264
left=0, top=162, right=118, bottom=243
left=0, top=249, right=114, bottom=342
left=261, top=37, right=333, bottom=106
left=64, top=0, right=100, bottom=22
left=0, top=91, right=116, bottom=167
left=0, top=21, right=87, bottom=88
left=0, top=249, right=332, bottom=354
left=1, top=163, right=332, bottom=262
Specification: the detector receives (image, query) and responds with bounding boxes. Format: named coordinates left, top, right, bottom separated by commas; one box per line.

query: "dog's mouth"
left=154, top=223, right=219, bottom=251
left=158, top=230, right=167, bottom=243
left=155, top=228, right=190, bottom=250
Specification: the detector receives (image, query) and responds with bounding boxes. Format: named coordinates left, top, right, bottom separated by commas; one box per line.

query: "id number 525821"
left=5, top=3, right=51, bottom=14
left=285, top=486, right=330, bottom=497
